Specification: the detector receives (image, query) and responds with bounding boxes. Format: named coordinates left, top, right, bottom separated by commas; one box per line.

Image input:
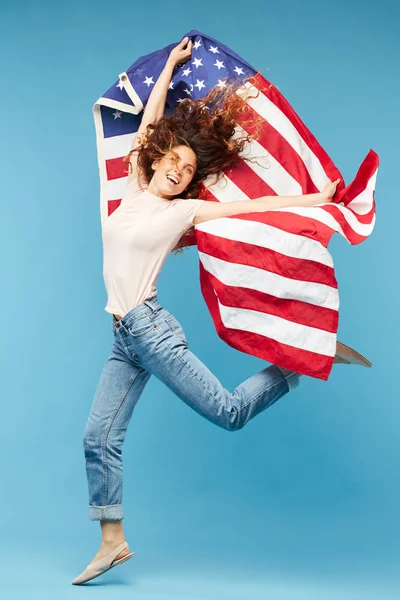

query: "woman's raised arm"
left=127, top=36, right=193, bottom=183
left=193, top=179, right=340, bottom=225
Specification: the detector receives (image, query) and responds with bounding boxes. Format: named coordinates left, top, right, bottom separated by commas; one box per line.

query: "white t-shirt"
left=101, top=178, right=205, bottom=318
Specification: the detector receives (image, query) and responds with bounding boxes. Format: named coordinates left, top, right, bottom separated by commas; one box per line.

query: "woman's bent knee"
left=218, top=411, right=245, bottom=432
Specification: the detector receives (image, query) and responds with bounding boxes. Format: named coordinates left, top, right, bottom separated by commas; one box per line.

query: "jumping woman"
left=72, top=36, right=371, bottom=585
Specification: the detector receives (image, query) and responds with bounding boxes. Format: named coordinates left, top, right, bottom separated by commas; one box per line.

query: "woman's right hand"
left=168, top=36, right=193, bottom=67
left=320, top=178, right=341, bottom=203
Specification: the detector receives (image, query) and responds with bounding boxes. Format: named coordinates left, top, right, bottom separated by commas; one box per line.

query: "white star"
left=194, top=79, right=206, bottom=91
left=143, top=76, right=154, bottom=87
left=216, top=79, right=227, bottom=88
left=189, top=84, right=194, bottom=91
left=209, top=45, right=219, bottom=54
left=192, top=57, right=203, bottom=69
left=112, top=110, right=122, bottom=119
left=184, top=88, right=192, bottom=96
left=182, top=67, right=192, bottom=77
left=193, top=40, right=202, bottom=50
left=213, top=59, right=225, bottom=70
left=234, top=66, right=245, bottom=76
left=168, top=80, right=174, bottom=90
left=176, top=98, right=185, bottom=103
left=116, top=80, right=124, bottom=90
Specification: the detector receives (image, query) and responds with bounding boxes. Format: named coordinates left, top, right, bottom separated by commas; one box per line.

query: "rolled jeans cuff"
left=89, top=504, right=123, bottom=521
left=276, top=367, right=301, bottom=392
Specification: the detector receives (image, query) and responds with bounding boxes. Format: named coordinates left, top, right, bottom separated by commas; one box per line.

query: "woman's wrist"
left=166, top=56, right=177, bottom=69
left=304, top=192, right=324, bottom=206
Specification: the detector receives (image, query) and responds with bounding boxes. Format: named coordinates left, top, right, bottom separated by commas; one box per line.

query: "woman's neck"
left=147, top=179, right=174, bottom=200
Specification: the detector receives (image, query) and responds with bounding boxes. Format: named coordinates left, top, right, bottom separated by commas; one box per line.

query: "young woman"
left=72, top=37, right=370, bottom=585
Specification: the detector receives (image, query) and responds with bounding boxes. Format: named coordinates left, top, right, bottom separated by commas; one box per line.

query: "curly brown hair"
left=123, top=75, right=265, bottom=255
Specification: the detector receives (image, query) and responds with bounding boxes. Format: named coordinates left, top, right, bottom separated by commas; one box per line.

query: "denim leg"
left=83, top=337, right=151, bottom=520
left=127, top=309, right=300, bottom=432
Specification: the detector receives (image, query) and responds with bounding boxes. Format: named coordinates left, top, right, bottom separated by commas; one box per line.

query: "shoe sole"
left=336, top=342, right=372, bottom=367
left=72, top=552, right=134, bottom=585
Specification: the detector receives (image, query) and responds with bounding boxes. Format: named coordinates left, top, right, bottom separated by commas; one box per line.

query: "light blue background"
left=1, top=0, right=399, bottom=598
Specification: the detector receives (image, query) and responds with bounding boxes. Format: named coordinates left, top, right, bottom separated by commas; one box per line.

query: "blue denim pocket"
left=164, top=314, right=187, bottom=342
left=127, top=312, right=157, bottom=338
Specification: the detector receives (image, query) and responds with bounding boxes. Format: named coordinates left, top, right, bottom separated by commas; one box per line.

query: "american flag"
left=93, top=29, right=379, bottom=381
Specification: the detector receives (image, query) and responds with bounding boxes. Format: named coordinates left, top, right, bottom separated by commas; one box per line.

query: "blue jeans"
left=83, top=295, right=300, bottom=520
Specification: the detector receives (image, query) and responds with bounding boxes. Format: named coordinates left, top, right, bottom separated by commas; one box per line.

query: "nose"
left=172, top=167, right=182, bottom=179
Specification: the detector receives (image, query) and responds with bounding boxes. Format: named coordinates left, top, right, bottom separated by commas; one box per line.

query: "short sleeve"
left=174, top=198, right=205, bottom=230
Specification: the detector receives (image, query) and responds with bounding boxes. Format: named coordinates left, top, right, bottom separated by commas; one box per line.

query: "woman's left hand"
left=168, top=36, right=193, bottom=67
left=321, top=178, right=341, bottom=202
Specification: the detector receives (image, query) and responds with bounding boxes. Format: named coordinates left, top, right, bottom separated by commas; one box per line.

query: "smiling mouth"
left=166, top=174, right=180, bottom=185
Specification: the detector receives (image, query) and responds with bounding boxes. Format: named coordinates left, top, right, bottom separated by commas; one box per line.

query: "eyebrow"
left=169, top=152, right=196, bottom=170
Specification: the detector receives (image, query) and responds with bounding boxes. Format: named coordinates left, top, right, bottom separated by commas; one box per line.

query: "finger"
left=180, top=36, right=189, bottom=46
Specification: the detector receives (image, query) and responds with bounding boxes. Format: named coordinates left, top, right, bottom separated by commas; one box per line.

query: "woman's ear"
left=151, top=159, right=159, bottom=172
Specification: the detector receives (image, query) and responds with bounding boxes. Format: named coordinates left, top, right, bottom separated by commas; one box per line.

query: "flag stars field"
left=143, top=76, right=155, bottom=87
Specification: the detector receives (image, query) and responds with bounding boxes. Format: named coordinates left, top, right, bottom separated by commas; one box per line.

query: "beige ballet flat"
left=335, top=341, right=372, bottom=367
left=72, top=540, right=134, bottom=585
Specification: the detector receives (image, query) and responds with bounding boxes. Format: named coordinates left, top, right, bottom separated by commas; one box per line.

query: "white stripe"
left=239, top=83, right=329, bottom=191
left=198, top=251, right=339, bottom=310
left=202, top=172, right=249, bottom=202
left=94, top=96, right=141, bottom=115
left=104, top=133, right=137, bottom=160
left=107, top=176, right=128, bottom=201
left=232, top=125, right=302, bottom=196
left=347, top=169, right=378, bottom=215
left=196, top=217, right=334, bottom=267
left=217, top=298, right=336, bottom=356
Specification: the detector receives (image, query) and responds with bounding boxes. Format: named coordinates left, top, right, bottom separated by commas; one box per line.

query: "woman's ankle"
left=100, top=519, right=125, bottom=544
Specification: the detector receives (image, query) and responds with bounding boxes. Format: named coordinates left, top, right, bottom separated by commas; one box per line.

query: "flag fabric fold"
left=93, top=29, right=379, bottom=381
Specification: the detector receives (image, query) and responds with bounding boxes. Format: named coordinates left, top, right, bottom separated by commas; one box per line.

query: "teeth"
left=167, top=175, right=179, bottom=184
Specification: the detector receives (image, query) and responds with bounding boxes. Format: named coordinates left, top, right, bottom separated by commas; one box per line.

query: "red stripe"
left=237, top=103, right=321, bottom=194
left=203, top=268, right=338, bottom=334
left=196, top=229, right=338, bottom=288
left=337, top=149, right=379, bottom=204
left=108, top=199, right=121, bottom=216
left=233, top=208, right=335, bottom=248
left=199, top=186, right=220, bottom=202
left=106, top=156, right=128, bottom=181
left=226, top=159, right=276, bottom=197
left=200, top=265, right=334, bottom=381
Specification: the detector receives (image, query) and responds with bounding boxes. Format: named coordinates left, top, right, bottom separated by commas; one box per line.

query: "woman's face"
left=150, top=145, right=197, bottom=198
